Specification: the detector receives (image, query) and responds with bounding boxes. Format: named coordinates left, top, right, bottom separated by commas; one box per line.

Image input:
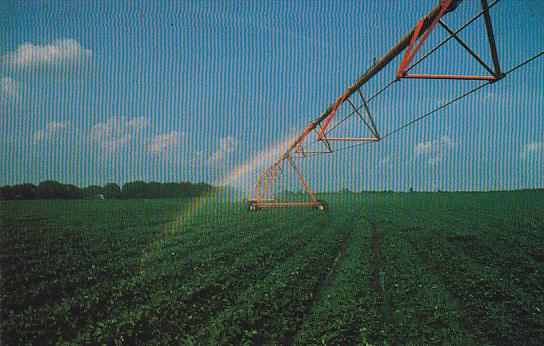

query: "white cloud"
left=1, top=76, right=19, bottom=97
left=415, top=136, right=455, bottom=156
left=520, top=142, right=543, bottom=160
left=128, top=117, right=148, bottom=130
left=414, top=136, right=455, bottom=166
left=378, top=155, right=391, bottom=168
left=208, top=136, right=236, bottom=166
left=90, top=116, right=148, bottom=152
left=4, top=39, right=91, bottom=68
left=34, top=121, right=67, bottom=142
left=149, top=131, right=182, bottom=154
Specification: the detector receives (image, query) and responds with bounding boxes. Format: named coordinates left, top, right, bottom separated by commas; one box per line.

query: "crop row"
left=366, top=192, right=544, bottom=345
left=195, top=208, right=355, bottom=344
left=1, top=201, right=330, bottom=344
left=290, top=191, right=543, bottom=344
left=292, top=215, right=381, bottom=344
left=2, top=192, right=542, bottom=344
left=74, top=216, right=327, bottom=344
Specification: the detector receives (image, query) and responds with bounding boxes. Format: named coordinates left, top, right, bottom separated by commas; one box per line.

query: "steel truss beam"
left=248, top=0, right=503, bottom=210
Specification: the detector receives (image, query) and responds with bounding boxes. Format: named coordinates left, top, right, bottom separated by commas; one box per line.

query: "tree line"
left=0, top=180, right=215, bottom=200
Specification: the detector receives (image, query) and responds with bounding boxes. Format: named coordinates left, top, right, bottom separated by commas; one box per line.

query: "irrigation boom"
left=247, top=0, right=536, bottom=211
left=289, top=0, right=464, bottom=152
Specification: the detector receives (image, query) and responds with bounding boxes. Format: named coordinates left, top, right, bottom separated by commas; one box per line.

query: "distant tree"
left=181, top=182, right=192, bottom=197
left=122, top=181, right=146, bottom=198
left=83, top=185, right=103, bottom=199
left=12, top=184, right=38, bottom=199
left=194, top=182, right=213, bottom=196
left=163, top=182, right=179, bottom=198
left=64, top=184, right=83, bottom=199
left=103, top=183, right=121, bottom=199
left=38, top=180, right=64, bottom=199
left=2, top=181, right=215, bottom=200
left=410, top=186, right=414, bottom=193
left=147, top=182, right=161, bottom=198
left=0, top=185, right=14, bottom=200
left=35, top=181, right=82, bottom=199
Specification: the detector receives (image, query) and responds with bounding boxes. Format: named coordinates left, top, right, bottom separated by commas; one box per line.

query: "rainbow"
left=138, top=135, right=295, bottom=270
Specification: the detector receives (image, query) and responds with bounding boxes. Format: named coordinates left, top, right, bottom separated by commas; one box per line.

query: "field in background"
left=1, top=191, right=543, bottom=345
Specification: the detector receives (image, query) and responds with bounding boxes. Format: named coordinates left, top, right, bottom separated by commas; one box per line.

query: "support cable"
left=251, top=0, right=542, bottom=206
left=304, top=1, right=502, bottom=150
left=405, top=0, right=501, bottom=74
left=301, top=50, right=543, bottom=154
left=332, top=50, right=544, bottom=153
left=298, top=80, right=397, bottom=152
left=322, top=80, right=396, bottom=137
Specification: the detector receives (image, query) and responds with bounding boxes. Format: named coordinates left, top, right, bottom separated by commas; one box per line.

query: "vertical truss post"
left=249, top=0, right=464, bottom=209
left=398, top=0, right=504, bottom=82
left=480, top=0, right=503, bottom=78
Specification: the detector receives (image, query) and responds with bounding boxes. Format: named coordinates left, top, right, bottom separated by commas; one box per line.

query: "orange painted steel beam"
left=249, top=0, right=464, bottom=209
left=258, top=162, right=281, bottom=201
left=316, top=0, right=451, bottom=141
left=404, top=74, right=498, bottom=81
left=284, top=0, right=462, bottom=157
left=287, top=157, right=318, bottom=203
left=396, top=0, right=452, bottom=80
left=317, top=96, right=348, bottom=140
left=255, top=202, right=320, bottom=208
left=397, top=0, right=503, bottom=83
left=397, top=19, right=426, bottom=80
left=323, top=137, right=379, bottom=142
left=294, top=125, right=318, bottom=154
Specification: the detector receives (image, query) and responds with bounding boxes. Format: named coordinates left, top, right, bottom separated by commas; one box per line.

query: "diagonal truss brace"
left=396, top=0, right=503, bottom=82
left=249, top=0, right=509, bottom=210
left=248, top=154, right=320, bottom=208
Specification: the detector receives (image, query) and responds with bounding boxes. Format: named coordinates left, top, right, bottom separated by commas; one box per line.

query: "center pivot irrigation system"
left=247, top=0, right=543, bottom=211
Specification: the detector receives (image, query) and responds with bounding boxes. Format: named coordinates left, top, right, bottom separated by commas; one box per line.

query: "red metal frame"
left=395, top=0, right=502, bottom=82
left=248, top=156, right=321, bottom=208
left=248, top=0, right=503, bottom=210
left=395, top=0, right=451, bottom=80
left=403, top=74, right=497, bottom=81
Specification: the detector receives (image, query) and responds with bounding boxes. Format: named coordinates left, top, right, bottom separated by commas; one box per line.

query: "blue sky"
left=1, top=0, right=542, bottom=192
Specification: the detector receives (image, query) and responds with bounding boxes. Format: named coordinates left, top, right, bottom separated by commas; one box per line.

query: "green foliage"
left=1, top=191, right=543, bottom=344
left=102, top=182, right=122, bottom=199
left=0, top=180, right=214, bottom=200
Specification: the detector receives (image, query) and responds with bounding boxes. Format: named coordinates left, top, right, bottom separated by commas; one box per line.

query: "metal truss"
left=247, top=0, right=533, bottom=211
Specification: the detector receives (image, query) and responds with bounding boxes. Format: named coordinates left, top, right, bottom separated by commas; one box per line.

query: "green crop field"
left=1, top=191, right=543, bottom=345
